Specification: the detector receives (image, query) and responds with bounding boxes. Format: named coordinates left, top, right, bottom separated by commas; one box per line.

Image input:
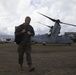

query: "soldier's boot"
left=20, top=64, right=23, bottom=70
left=28, top=65, right=35, bottom=72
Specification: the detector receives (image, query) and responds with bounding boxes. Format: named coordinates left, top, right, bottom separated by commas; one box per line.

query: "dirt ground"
left=0, top=44, right=76, bottom=75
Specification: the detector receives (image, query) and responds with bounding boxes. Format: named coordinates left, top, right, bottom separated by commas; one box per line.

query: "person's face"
left=25, top=17, right=31, bottom=25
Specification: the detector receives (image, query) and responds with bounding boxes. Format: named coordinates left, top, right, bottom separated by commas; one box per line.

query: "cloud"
left=0, top=0, right=76, bottom=35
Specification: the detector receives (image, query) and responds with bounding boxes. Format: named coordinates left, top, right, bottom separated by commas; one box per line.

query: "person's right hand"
left=21, top=29, right=25, bottom=33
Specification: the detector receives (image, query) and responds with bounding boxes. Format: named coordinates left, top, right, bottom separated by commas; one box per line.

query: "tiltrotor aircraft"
left=31, top=12, right=76, bottom=45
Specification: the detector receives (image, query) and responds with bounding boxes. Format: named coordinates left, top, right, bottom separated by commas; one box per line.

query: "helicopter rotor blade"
left=38, top=12, right=76, bottom=27
left=38, top=12, right=56, bottom=22
left=60, top=22, right=76, bottom=27
left=38, top=22, right=52, bottom=28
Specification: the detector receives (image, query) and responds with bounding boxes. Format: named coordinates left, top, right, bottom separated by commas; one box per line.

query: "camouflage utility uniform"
left=15, top=23, right=35, bottom=66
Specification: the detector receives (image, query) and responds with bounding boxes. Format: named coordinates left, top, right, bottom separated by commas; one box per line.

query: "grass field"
left=0, top=43, right=76, bottom=75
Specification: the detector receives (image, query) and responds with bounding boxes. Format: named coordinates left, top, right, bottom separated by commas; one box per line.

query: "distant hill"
left=0, top=34, right=14, bottom=39
left=0, top=32, right=14, bottom=38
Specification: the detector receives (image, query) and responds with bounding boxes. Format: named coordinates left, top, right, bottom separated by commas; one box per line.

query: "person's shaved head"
left=25, top=16, right=31, bottom=25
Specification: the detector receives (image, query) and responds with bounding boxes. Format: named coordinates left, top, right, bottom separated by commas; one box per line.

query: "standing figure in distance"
left=15, top=16, right=35, bottom=72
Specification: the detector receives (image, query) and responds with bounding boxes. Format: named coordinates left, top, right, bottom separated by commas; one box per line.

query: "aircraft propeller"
left=60, top=22, right=76, bottom=27
left=38, top=22, right=52, bottom=28
left=38, top=12, right=76, bottom=27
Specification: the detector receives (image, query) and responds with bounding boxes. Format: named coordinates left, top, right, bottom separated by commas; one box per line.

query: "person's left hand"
left=27, top=31, right=31, bottom=35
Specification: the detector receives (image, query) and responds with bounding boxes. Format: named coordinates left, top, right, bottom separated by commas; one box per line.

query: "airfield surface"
left=0, top=44, right=76, bottom=75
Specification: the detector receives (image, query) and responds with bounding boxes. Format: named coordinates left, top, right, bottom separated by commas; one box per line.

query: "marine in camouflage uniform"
left=15, top=16, right=35, bottom=71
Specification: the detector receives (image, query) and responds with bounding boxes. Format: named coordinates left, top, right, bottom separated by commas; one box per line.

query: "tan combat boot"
left=28, top=65, right=35, bottom=72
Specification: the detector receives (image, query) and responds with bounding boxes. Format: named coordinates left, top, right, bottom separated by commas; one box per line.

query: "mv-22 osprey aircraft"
left=31, top=12, right=76, bottom=45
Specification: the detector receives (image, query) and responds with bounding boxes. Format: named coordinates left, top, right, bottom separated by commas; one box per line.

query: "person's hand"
left=27, top=31, right=31, bottom=35
left=22, top=29, right=25, bottom=33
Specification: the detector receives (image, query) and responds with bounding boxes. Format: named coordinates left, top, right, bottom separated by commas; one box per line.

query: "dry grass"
left=0, top=43, right=76, bottom=75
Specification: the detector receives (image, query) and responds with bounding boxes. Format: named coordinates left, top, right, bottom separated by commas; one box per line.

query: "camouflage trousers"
left=18, top=42, right=32, bottom=65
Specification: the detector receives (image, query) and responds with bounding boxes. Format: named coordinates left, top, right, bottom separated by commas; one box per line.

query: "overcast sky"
left=0, top=0, right=76, bottom=35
